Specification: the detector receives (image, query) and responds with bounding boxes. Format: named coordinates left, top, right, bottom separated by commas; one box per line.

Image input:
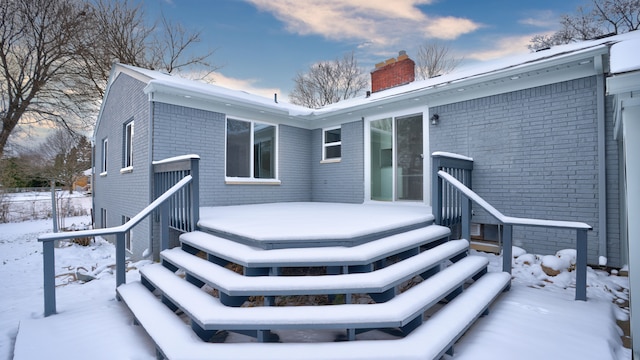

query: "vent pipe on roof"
left=274, top=93, right=278, bottom=103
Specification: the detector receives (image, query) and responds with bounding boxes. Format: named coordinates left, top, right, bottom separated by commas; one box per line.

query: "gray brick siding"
left=93, top=73, right=152, bottom=259
left=429, top=76, right=621, bottom=266
left=311, top=120, right=365, bottom=203
left=151, top=102, right=312, bottom=206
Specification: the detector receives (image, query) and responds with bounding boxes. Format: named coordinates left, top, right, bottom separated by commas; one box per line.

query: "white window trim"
left=224, top=117, right=279, bottom=183
left=363, top=106, right=430, bottom=205
left=321, top=126, right=342, bottom=162
left=122, top=120, right=134, bottom=171
left=101, top=138, right=108, bottom=175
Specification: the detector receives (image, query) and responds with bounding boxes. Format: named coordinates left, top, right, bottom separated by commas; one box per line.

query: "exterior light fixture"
left=430, top=114, right=439, bottom=125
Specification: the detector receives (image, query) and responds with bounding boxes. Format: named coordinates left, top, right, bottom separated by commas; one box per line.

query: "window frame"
left=100, top=138, right=108, bottom=176
left=121, top=120, right=134, bottom=173
left=224, top=117, right=280, bottom=184
left=122, top=215, right=132, bottom=252
left=321, top=126, right=342, bottom=163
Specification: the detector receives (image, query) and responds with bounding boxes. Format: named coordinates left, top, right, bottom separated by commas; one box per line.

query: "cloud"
left=203, top=72, right=283, bottom=99
left=245, top=0, right=481, bottom=48
left=423, top=17, right=482, bottom=40
left=518, top=10, right=559, bottom=29
left=466, top=34, right=534, bottom=61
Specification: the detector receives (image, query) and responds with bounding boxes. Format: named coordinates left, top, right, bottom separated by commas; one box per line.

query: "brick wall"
left=93, top=73, right=151, bottom=259
left=429, top=76, right=622, bottom=266
left=371, top=53, right=415, bottom=93
left=311, top=120, right=365, bottom=203
left=152, top=103, right=312, bottom=206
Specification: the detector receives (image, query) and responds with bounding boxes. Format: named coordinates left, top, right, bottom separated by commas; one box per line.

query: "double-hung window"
left=122, top=120, right=134, bottom=171
left=226, top=118, right=277, bottom=181
left=322, top=126, right=341, bottom=161
left=101, top=138, right=108, bottom=175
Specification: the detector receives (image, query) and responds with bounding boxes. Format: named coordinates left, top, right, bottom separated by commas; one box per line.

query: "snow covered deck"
left=198, top=202, right=434, bottom=249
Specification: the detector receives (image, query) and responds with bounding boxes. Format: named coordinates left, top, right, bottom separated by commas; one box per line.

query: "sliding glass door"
left=370, top=114, right=423, bottom=201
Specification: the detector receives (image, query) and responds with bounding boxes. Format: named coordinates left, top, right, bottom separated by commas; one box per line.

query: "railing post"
left=432, top=156, right=443, bottom=225
left=116, top=232, right=126, bottom=287
left=160, top=200, right=170, bottom=251
left=462, top=195, right=471, bottom=241
left=190, top=157, right=200, bottom=231
left=502, top=225, right=513, bottom=274
left=43, top=241, right=56, bottom=316
left=575, top=229, right=588, bottom=301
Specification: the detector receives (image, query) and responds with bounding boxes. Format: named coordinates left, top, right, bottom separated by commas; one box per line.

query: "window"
left=322, top=126, right=341, bottom=161
left=123, top=120, right=134, bottom=170
left=226, top=118, right=276, bottom=179
left=101, top=138, right=108, bottom=175
left=100, top=208, right=107, bottom=228
left=122, top=216, right=132, bottom=252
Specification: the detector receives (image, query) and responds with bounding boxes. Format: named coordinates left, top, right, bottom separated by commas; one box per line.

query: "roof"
left=101, top=31, right=640, bottom=129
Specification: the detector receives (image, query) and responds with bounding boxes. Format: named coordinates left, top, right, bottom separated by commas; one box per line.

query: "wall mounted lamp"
left=430, top=114, right=439, bottom=125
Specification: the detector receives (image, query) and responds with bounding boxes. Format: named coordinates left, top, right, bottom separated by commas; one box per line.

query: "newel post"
left=502, top=225, right=513, bottom=274
left=190, top=157, right=200, bottom=231
left=116, top=232, right=126, bottom=287
left=43, top=241, right=56, bottom=316
left=432, top=156, right=443, bottom=225
left=575, top=229, right=588, bottom=301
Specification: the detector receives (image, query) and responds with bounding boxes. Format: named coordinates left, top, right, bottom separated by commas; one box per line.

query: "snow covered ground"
left=0, top=193, right=631, bottom=359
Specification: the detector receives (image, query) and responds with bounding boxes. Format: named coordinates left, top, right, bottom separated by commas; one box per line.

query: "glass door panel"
left=370, top=118, right=393, bottom=201
left=395, top=115, right=423, bottom=201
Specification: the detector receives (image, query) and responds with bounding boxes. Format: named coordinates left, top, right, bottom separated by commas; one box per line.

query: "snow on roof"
left=114, top=31, right=640, bottom=119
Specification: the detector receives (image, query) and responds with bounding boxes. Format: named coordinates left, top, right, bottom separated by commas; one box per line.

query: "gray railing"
left=38, top=175, right=193, bottom=317
left=431, top=152, right=474, bottom=229
left=437, top=170, right=592, bottom=301
left=153, top=155, right=200, bottom=235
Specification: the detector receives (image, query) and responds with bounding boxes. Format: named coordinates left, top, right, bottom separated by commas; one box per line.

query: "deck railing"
left=431, top=152, right=474, bottom=231
left=153, top=155, right=200, bottom=236
left=38, top=175, right=193, bottom=317
left=437, top=170, right=592, bottom=301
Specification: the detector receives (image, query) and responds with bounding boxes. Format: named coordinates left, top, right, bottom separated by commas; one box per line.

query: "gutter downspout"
left=595, top=55, right=608, bottom=264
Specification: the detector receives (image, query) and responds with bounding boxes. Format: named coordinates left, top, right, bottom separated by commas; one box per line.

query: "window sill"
left=320, top=158, right=341, bottom=164
left=120, top=166, right=134, bottom=174
left=225, top=177, right=281, bottom=185
left=99, top=172, right=107, bottom=177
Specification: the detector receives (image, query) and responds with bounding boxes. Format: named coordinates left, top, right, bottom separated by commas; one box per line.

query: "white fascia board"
left=315, top=47, right=608, bottom=123
left=607, top=71, right=640, bottom=95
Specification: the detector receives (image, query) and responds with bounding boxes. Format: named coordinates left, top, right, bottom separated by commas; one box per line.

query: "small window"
left=123, top=120, right=134, bottom=169
left=101, top=138, right=108, bottom=174
left=100, top=208, right=107, bottom=228
left=122, top=215, right=132, bottom=252
left=322, top=126, right=341, bottom=161
left=226, top=118, right=277, bottom=179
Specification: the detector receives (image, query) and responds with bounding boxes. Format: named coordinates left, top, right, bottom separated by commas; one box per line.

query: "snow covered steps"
left=179, top=224, right=452, bottom=269
left=117, top=271, right=511, bottom=360
left=158, top=238, right=469, bottom=301
left=117, top=222, right=511, bottom=359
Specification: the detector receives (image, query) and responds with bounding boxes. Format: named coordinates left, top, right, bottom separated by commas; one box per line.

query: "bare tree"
left=529, top=0, right=640, bottom=50
left=0, top=0, right=220, bottom=159
left=37, top=129, right=91, bottom=194
left=289, top=51, right=368, bottom=109
left=415, top=41, right=462, bottom=80
left=0, top=0, right=93, bottom=159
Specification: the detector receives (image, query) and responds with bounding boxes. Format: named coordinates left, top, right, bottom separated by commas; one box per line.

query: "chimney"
left=370, top=50, right=415, bottom=93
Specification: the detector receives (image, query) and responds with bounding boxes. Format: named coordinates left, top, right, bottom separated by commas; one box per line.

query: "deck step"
left=118, top=272, right=511, bottom=360
left=139, top=255, right=489, bottom=331
left=179, top=225, right=451, bottom=268
left=159, top=239, right=469, bottom=297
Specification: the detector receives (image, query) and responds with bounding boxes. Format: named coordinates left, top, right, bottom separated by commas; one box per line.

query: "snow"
left=151, top=154, right=200, bottom=165
left=610, top=36, right=640, bottom=74
left=431, top=151, right=474, bottom=162
left=0, top=194, right=630, bottom=360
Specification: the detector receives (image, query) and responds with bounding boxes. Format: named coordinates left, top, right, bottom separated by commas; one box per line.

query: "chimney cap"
left=399, top=50, right=407, bottom=56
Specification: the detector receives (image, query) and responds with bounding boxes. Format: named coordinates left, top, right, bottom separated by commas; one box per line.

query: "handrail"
left=437, top=170, right=592, bottom=301
left=38, top=175, right=193, bottom=317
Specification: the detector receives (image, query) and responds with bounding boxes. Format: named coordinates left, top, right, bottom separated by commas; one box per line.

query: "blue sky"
left=146, top=0, right=586, bottom=99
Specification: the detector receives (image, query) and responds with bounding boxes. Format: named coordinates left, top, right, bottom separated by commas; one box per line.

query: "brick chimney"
left=370, top=50, right=415, bottom=93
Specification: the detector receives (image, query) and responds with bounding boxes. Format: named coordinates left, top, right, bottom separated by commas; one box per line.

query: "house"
left=92, top=30, right=640, bottom=355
